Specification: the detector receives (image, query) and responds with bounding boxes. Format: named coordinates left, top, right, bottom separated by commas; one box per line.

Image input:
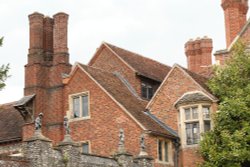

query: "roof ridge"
left=79, top=63, right=117, bottom=75
left=104, top=42, right=171, bottom=69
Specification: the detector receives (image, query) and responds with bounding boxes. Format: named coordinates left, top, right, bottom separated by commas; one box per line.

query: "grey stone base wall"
left=0, top=142, right=22, bottom=154
left=0, top=135, right=154, bottom=167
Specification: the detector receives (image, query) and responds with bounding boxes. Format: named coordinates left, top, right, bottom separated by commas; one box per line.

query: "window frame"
left=68, top=91, right=90, bottom=121
left=156, top=139, right=173, bottom=165
left=81, top=140, right=91, bottom=154
left=141, top=82, right=154, bottom=99
left=179, top=103, right=212, bottom=147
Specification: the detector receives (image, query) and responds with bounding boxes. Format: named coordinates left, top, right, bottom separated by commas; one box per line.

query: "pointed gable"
left=146, top=64, right=217, bottom=131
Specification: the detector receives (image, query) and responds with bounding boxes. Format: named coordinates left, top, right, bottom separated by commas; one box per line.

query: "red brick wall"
left=89, top=46, right=142, bottom=96
left=64, top=67, right=143, bottom=156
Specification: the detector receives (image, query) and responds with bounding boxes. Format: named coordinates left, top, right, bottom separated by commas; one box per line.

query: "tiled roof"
left=105, top=43, right=172, bottom=82
left=79, top=64, right=178, bottom=139
left=14, top=94, right=35, bottom=107
left=0, top=102, right=24, bottom=143
left=175, top=92, right=212, bottom=107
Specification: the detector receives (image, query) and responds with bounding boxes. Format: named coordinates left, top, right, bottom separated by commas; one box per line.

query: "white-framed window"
left=69, top=92, right=90, bottom=119
left=81, top=141, right=90, bottom=154
left=179, top=104, right=212, bottom=146
left=141, top=83, right=153, bottom=99
left=157, top=139, right=173, bottom=164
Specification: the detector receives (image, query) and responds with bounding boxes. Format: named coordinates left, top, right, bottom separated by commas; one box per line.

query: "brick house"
left=0, top=0, right=249, bottom=167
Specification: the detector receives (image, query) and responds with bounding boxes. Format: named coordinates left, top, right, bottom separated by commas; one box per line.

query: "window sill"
left=155, top=160, right=173, bottom=165
left=69, top=116, right=91, bottom=122
left=182, top=144, right=199, bottom=149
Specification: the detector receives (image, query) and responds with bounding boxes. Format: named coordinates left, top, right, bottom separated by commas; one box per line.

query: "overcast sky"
left=0, top=0, right=249, bottom=104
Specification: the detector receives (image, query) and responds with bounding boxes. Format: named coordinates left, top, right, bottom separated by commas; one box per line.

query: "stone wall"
left=0, top=142, right=22, bottom=154
left=0, top=132, right=154, bottom=167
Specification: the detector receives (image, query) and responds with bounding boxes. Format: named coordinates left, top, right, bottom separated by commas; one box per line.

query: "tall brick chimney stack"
left=24, top=12, right=71, bottom=143
left=221, top=0, right=249, bottom=47
left=185, top=37, right=213, bottom=75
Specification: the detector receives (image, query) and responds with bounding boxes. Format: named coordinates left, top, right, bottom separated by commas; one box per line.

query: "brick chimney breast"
left=221, top=0, right=249, bottom=47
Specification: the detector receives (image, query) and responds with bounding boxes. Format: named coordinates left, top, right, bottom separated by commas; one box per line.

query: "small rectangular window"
left=82, top=142, right=89, bottom=153
left=158, top=139, right=169, bottom=162
left=158, top=140, right=163, bottom=161
left=71, top=93, right=89, bottom=119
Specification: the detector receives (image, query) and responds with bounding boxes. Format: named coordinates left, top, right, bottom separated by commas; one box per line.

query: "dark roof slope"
left=105, top=43, right=172, bottom=82
left=79, top=64, right=177, bottom=138
left=0, top=102, right=24, bottom=143
left=175, top=92, right=212, bottom=107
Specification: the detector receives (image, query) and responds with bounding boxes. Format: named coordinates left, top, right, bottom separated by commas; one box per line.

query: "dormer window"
left=141, top=83, right=153, bottom=99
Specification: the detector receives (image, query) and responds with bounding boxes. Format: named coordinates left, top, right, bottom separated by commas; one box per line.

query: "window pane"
left=148, top=87, right=153, bottom=99
left=204, top=120, right=211, bottom=132
left=192, top=123, right=200, bottom=144
left=73, top=97, right=80, bottom=118
left=164, top=141, right=168, bottom=162
left=82, top=143, right=89, bottom=153
left=185, top=108, right=191, bottom=120
left=186, top=122, right=200, bottom=145
left=158, top=140, right=163, bottom=161
left=192, top=107, right=199, bottom=119
left=203, top=107, right=210, bottom=119
left=141, top=84, right=147, bottom=98
left=82, top=95, right=89, bottom=117
left=186, top=123, right=192, bottom=144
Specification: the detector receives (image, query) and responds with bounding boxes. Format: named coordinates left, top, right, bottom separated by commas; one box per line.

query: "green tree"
left=0, top=37, right=10, bottom=90
left=199, top=42, right=250, bottom=167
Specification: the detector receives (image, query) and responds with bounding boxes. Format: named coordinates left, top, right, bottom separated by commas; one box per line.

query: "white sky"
left=0, top=0, right=249, bottom=104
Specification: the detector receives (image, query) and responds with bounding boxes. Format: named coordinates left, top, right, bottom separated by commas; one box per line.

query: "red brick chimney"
left=185, top=37, right=213, bottom=75
left=221, top=0, right=249, bottom=47
left=24, top=12, right=71, bottom=143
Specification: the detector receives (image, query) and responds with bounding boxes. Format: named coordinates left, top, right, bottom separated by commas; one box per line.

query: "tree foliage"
left=0, top=37, right=10, bottom=90
left=200, top=42, right=250, bottom=167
